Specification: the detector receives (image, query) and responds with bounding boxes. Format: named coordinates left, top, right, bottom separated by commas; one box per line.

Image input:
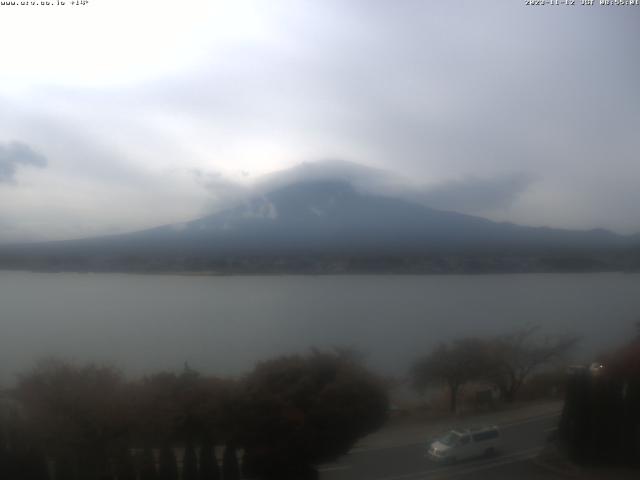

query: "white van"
left=427, top=425, right=501, bottom=463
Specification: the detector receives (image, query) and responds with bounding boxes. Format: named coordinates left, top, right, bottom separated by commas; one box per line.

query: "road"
left=319, top=412, right=562, bottom=480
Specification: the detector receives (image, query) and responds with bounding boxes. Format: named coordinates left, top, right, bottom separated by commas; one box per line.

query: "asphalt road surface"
left=319, top=412, right=561, bottom=480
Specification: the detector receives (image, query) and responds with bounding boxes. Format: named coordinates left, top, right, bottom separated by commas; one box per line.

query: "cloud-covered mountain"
left=0, top=179, right=638, bottom=273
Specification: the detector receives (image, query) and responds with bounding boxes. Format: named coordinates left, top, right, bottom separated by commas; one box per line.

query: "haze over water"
left=1, top=271, right=638, bottom=385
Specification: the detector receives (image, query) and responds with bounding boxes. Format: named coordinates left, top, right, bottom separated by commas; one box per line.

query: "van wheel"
left=484, top=447, right=495, bottom=457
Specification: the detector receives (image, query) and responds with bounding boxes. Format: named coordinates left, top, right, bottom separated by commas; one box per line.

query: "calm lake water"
left=1, top=271, right=639, bottom=384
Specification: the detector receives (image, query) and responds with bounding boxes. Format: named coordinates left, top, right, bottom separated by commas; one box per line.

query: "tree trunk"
left=222, top=443, right=240, bottom=480
left=501, top=386, right=516, bottom=403
left=138, top=448, right=157, bottom=480
left=449, top=383, right=459, bottom=413
left=182, top=443, right=197, bottom=480
left=114, top=448, right=135, bottom=480
left=198, top=443, right=219, bottom=480
left=158, top=445, right=178, bottom=480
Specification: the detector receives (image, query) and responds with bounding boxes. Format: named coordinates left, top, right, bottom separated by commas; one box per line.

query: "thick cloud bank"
left=0, top=141, right=47, bottom=184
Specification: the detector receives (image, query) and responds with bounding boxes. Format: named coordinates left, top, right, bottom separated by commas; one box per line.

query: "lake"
left=1, top=271, right=639, bottom=384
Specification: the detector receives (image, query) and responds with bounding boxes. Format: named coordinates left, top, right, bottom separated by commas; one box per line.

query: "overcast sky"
left=1, top=0, right=639, bottom=243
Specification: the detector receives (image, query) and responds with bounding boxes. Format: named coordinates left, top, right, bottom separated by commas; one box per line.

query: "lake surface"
left=1, top=271, right=639, bottom=384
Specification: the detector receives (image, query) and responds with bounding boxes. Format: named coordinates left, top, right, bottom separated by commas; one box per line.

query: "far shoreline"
left=1, top=268, right=636, bottom=278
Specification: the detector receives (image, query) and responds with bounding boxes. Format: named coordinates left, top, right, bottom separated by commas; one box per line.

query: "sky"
left=1, top=0, right=639, bottom=243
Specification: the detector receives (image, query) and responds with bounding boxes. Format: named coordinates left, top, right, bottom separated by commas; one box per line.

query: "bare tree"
left=486, top=326, right=578, bottom=402
left=411, top=339, right=488, bottom=413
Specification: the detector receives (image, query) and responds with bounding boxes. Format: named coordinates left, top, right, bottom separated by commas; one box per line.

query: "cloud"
left=1, top=1, right=640, bottom=239
left=190, top=159, right=534, bottom=224
left=255, top=159, right=392, bottom=192
left=254, top=160, right=534, bottom=216
left=191, top=169, right=248, bottom=212
left=0, top=141, right=47, bottom=184
left=414, top=173, right=535, bottom=214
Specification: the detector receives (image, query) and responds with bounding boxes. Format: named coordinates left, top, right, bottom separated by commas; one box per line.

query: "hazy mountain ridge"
left=1, top=180, right=638, bottom=274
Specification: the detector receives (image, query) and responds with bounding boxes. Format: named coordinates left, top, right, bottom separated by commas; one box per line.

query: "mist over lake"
left=1, top=271, right=638, bottom=385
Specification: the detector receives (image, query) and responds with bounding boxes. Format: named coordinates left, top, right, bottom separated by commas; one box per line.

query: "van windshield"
left=439, top=431, right=461, bottom=447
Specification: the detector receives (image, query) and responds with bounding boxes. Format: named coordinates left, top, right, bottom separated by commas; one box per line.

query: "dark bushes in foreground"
left=237, top=352, right=389, bottom=480
left=559, top=336, right=640, bottom=466
left=0, top=351, right=389, bottom=480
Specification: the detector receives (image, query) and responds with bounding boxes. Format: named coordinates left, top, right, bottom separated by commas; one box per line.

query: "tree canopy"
left=411, top=328, right=578, bottom=410
left=15, top=359, right=130, bottom=479
left=411, top=338, right=489, bottom=412
left=7, top=352, right=389, bottom=480
left=236, top=351, right=389, bottom=479
left=485, top=327, right=578, bottom=402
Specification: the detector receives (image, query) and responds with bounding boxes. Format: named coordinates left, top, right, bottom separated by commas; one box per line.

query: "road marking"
left=370, top=447, right=543, bottom=480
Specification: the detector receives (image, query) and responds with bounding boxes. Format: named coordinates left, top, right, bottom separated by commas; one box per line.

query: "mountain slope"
left=0, top=180, right=637, bottom=273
